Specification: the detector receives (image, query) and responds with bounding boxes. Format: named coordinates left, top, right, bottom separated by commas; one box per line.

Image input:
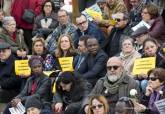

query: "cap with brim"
left=131, top=26, right=148, bottom=38
left=97, top=0, right=106, bottom=3
left=0, top=42, right=11, bottom=50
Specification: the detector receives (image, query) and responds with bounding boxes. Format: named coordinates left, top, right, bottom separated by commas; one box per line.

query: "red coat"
left=11, top=0, right=44, bottom=29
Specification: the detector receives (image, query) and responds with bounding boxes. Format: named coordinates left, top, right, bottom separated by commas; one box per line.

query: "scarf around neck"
left=103, top=72, right=125, bottom=95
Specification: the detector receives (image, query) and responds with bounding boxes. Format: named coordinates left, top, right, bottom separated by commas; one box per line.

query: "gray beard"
left=107, top=72, right=122, bottom=82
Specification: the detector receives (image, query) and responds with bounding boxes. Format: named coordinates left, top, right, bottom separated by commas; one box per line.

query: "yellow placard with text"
left=132, top=57, right=156, bottom=75
left=58, top=57, right=74, bottom=71
left=15, top=60, right=31, bottom=76
left=86, top=9, right=102, bottom=20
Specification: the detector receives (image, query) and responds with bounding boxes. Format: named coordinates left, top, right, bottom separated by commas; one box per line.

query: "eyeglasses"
left=77, top=20, right=87, bottom=26
left=115, top=18, right=123, bottom=22
left=148, top=77, right=158, bottom=81
left=107, top=66, right=120, bottom=70
left=91, top=104, right=103, bottom=110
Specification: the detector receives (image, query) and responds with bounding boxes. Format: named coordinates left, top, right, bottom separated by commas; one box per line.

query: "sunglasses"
left=115, top=18, right=123, bottom=22
left=107, top=66, right=120, bottom=70
left=148, top=77, right=158, bottom=81
left=91, top=104, right=103, bottom=110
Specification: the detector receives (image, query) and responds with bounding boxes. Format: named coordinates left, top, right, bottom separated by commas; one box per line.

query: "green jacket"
left=0, top=28, right=29, bottom=53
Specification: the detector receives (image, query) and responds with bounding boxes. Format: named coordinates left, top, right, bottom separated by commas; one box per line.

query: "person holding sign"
left=133, top=68, right=165, bottom=114
left=54, top=34, right=77, bottom=71
left=3, top=55, right=52, bottom=114
left=0, top=42, right=22, bottom=103
left=136, top=38, right=161, bottom=93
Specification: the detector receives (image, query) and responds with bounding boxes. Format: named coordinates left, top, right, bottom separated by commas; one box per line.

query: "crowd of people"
left=0, top=0, right=165, bottom=114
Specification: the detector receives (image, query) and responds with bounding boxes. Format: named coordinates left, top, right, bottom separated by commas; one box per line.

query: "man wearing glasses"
left=103, top=12, right=132, bottom=57
left=82, top=56, right=139, bottom=114
left=0, top=42, right=22, bottom=103
left=75, top=14, right=105, bottom=48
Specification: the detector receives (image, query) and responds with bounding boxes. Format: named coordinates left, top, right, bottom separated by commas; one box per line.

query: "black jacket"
left=53, top=78, right=92, bottom=107
left=16, top=74, right=52, bottom=103
left=0, top=54, right=22, bottom=90
left=77, top=49, right=108, bottom=86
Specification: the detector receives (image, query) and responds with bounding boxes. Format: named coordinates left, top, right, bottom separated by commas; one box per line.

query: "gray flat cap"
left=131, top=26, right=148, bottom=38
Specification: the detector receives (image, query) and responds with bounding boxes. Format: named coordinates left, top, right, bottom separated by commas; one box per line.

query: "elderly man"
left=82, top=56, right=140, bottom=114
left=46, top=9, right=77, bottom=53
left=0, top=42, right=22, bottom=103
left=75, top=14, right=105, bottom=48
left=76, top=36, right=108, bottom=86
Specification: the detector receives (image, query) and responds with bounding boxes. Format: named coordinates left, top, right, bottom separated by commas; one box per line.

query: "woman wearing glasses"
left=133, top=68, right=165, bottom=114
left=87, top=94, right=109, bottom=114
left=136, top=38, right=161, bottom=93
left=141, top=4, right=165, bottom=44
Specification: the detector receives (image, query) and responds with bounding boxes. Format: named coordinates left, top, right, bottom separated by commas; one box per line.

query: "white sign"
left=132, top=20, right=151, bottom=31
left=9, top=102, right=25, bottom=114
left=155, top=99, right=165, bottom=114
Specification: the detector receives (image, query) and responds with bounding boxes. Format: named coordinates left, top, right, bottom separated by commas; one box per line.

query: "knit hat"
left=0, top=42, right=11, bottom=50
left=25, top=96, right=42, bottom=110
left=28, top=55, right=44, bottom=68
left=131, top=26, right=148, bottom=38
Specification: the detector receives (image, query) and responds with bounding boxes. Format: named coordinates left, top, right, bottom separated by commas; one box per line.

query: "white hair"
left=2, top=16, right=15, bottom=28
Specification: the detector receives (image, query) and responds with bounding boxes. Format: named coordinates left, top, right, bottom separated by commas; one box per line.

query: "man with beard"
left=82, top=56, right=139, bottom=114
left=3, top=55, right=52, bottom=114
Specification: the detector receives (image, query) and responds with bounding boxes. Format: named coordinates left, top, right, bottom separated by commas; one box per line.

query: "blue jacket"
left=75, top=22, right=105, bottom=48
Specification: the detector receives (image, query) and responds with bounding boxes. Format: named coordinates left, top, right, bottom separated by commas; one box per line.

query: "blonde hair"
left=88, top=95, right=109, bottom=114
left=55, top=34, right=76, bottom=57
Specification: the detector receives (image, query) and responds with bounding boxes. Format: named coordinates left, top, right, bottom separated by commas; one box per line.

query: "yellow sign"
left=15, top=60, right=31, bottom=76
left=132, top=57, right=156, bottom=75
left=86, top=9, right=102, bottom=20
left=163, top=48, right=165, bottom=53
left=58, top=57, right=74, bottom=71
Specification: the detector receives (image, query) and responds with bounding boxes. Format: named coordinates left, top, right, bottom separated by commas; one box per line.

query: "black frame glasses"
left=77, top=20, right=87, bottom=26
